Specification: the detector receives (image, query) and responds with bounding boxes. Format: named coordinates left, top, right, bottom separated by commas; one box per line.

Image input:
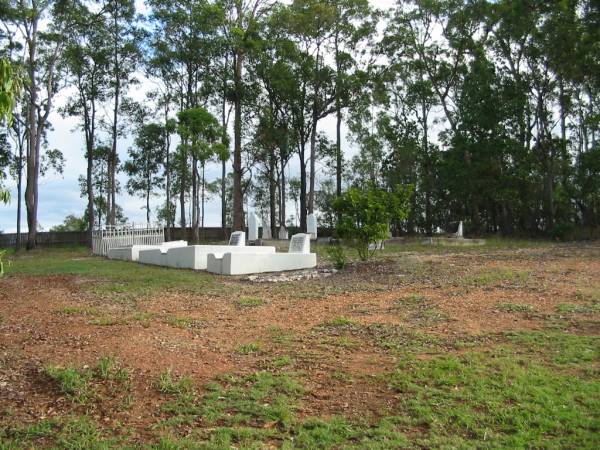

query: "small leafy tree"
left=332, top=185, right=411, bottom=260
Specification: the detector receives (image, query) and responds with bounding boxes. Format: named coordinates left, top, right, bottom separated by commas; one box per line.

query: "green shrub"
left=326, top=245, right=347, bottom=269
left=332, top=185, right=411, bottom=260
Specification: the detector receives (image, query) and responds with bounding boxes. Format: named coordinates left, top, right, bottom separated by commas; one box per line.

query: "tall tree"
left=1, top=0, right=75, bottom=248
left=62, top=4, right=110, bottom=243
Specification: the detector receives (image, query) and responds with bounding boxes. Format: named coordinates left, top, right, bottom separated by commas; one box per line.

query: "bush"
left=326, top=245, right=347, bottom=269
left=550, top=222, right=575, bottom=241
left=332, top=185, right=411, bottom=260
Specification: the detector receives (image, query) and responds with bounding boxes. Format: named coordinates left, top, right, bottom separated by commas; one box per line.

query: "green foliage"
left=155, top=371, right=194, bottom=396
left=50, top=214, right=88, bottom=232
left=326, top=244, right=347, bottom=269
left=332, top=185, right=411, bottom=260
left=0, top=58, right=21, bottom=125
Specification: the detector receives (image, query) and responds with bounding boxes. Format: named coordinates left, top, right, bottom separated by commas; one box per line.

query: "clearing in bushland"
left=0, top=240, right=599, bottom=448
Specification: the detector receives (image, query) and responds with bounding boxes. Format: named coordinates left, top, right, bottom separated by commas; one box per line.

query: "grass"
left=236, top=343, right=262, bottom=355
left=45, top=366, right=93, bottom=405
left=465, top=268, right=530, bottom=287
left=235, top=296, right=264, bottom=307
left=155, top=371, right=194, bottom=396
left=4, top=246, right=217, bottom=298
left=385, top=332, right=600, bottom=448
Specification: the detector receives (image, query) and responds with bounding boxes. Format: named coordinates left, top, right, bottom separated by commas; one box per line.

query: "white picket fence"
left=92, top=224, right=164, bottom=256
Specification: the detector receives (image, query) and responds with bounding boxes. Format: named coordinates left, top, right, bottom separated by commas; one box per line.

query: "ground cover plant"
left=0, top=240, right=599, bottom=448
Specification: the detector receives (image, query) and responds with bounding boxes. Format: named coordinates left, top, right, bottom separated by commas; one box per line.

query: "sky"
left=0, top=0, right=397, bottom=234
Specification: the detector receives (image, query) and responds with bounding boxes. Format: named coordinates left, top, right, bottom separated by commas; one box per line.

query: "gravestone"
left=368, top=240, right=384, bottom=251
left=229, top=231, right=245, bottom=246
left=307, top=213, right=317, bottom=240
left=262, top=224, right=272, bottom=240
left=456, top=221, right=464, bottom=239
left=289, top=233, right=310, bottom=254
left=248, top=212, right=261, bottom=241
left=278, top=225, right=288, bottom=240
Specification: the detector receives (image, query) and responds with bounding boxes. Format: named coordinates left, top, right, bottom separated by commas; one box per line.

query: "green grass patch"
left=5, top=247, right=217, bottom=298
left=324, top=316, right=354, bottom=327
left=466, top=268, right=530, bottom=287
left=45, top=366, right=94, bottom=404
left=556, top=302, right=600, bottom=314
left=236, top=343, right=262, bottom=355
left=155, top=371, right=194, bottom=396
left=163, top=315, right=206, bottom=330
left=235, top=296, right=264, bottom=308
left=385, top=334, right=600, bottom=448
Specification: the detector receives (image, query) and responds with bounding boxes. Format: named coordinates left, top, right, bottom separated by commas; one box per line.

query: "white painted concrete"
left=307, top=214, right=317, bottom=240
left=107, top=241, right=187, bottom=262
left=206, top=234, right=316, bottom=275
left=207, top=252, right=317, bottom=275
left=248, top=212, right=261, bottom=241
left=165, top=245, right=276, bottom=270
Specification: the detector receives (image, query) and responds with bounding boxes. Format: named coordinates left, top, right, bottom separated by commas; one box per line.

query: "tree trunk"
left=299, top=142, right=307, bottom=231
left=308, top=111, right=317, bottom=214
left=25, top=15, right=39, bottom=250
left=269, top=148, right=277, bottom=235
left=192, top=157, right=199, bottom=242
left=280, top=158, right=286, bottom=230
left=232, top=51, right=244, bottom=231
left=164, top=101, right=171, bottom=240
left=335, top=33, right=342, bottom=197
left=16, top=135, right=24, bottom=250
left=109, top=3, right=121, bottom=226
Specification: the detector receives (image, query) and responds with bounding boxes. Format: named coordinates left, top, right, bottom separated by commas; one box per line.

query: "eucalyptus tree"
left=177, top=107, right=225, bottom=241
left=329, top=0, right=375, bottom=196
left=62, top=3, right=110, bottom=242
left=123, top=123, right=166, bottom=224
left=0, top=0, right=78, bottom=248
left=221, top=0, right=270, bottom=231
left=148, top=0, right=224, bottom=229
left=103, top=0, right=142, bottom=226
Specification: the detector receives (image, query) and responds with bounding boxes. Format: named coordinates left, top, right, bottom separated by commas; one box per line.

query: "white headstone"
left=278, top=225, right=288, bottom=240
left=289, top=233, right=311, bottom=254
left=248, top=212, right=261, bottom=241
left=229, top=231, right=245, bottom=246
left=307, top=213, right=317, bottom=240
left=456, top=221, right=464, bottom=239
left=368, top=240, right=384, bottom=251
left=262, top=223, right=272, bottom=240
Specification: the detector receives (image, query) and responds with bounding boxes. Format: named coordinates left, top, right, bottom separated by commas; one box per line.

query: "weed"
left=325, top=317, right=354, bottom=327
left=326, top=245, right=347, bottom=269
left=45, top=366, right=93, bottom=404
left=236, top=343, right=262, bottom=355
left=236, top=297, right=264, bottom=308
left=155, top=371, right=194, bottom=396
left=164, top=316, right=205, bottom=329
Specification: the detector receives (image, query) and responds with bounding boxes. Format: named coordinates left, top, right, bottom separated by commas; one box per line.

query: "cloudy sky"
left=0, top=0, right=396, bottom=233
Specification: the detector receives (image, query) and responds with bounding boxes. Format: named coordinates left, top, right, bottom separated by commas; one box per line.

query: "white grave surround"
left=307, top=213, right=318, bottom=240
left=207, top=233, right=316, bottom=275
left=107, top=241, right=187, bottom=262
left=166, top=244, right=276, bottom=270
